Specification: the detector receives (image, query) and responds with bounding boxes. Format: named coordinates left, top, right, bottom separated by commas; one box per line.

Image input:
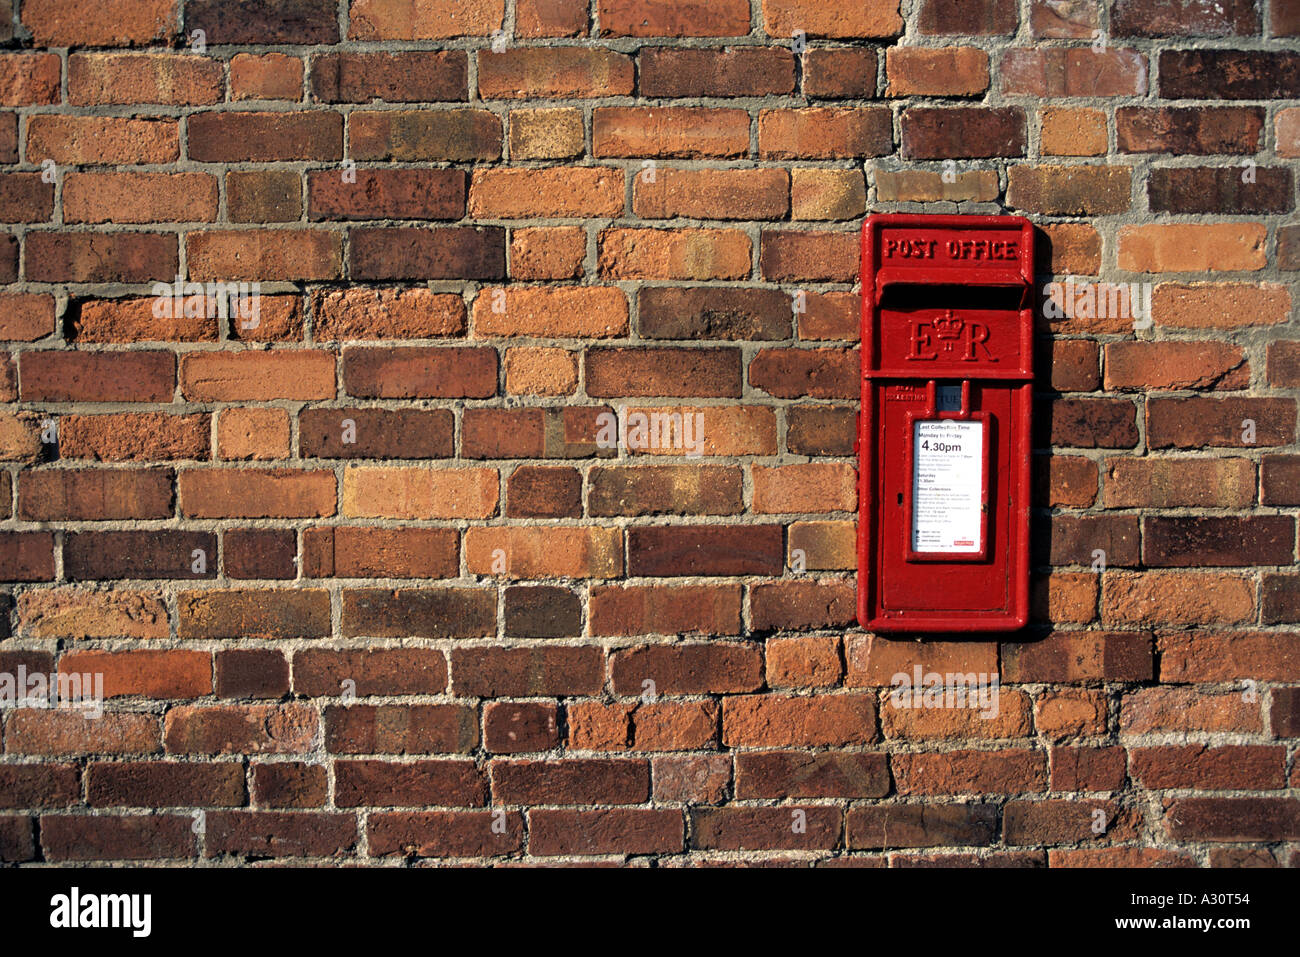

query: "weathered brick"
left=342, top=346, right=497, bottom=398
left=478, top=48, right=633, bottom=97
left=350, top=109, right=501, bottom=161
left=1118, top=106, right=1263, bottom=155
left=611, top=642, right=762, bottom=694
left=627, top=524, right=783, bottom=576
left=341, top=588, right=495, bottom=639
left=452, top=646, right=605, bottom=697
left=849, top=804, right=998, bottom=849
left=178, top=589, right=331, bottom=638
left=349, top=0, right=504, bottom=39
left=349, top=227, right=505, bottom=281
left=311, top=51, right=466, bottom=102
left=901, top=107, right=1026, bottom=158
left=593, top=107, right=750, bottom=158
left=640, top=47, right=794, bottom=96
left=19, top=468, right=173, bottom=520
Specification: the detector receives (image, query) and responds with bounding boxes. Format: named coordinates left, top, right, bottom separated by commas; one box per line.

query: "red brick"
left=25, top=233, right=177, bottom=284
left=627, top=524, right=783, bottom=576
left=518, top=0, right=587, bottom=36
left=723, top=694, right=877, bottom=747
left=311, top=51, right=466, bottom=102
left=204, top=811, right=356, bottom=859
left=16, top=589, right=169, bottom=639
left=187, top=230, right=342, bottom=282
left=529, top=808, right=683, bottom=856
left=759, top=108, right=892, bottom=159
left=451, top=646, right=605, bottom=697
left=64, top=172, right=217, bottom=225
left=0, top=765, right=80, bottom=808
left=187, top=0, right=338, bottom=42
left=292, top=648, right=447, bottom=696
left=1112, top=0, right=1259, bottom=35
left=231, top=53, right=303, bottom=101
left=894, top=750, right=1046, bottom=795
left=60, top=649, right=210, bottom=699
left=1165, top=798, right=1300, bottom=842
left=19, top=468, right=173, bottom=520
left=69, top=53, right=221, bottom=105
left=693, top=806, right=841, bottom=851
left=325, top=704, right=478, bottom=755
left=178, top=589, right=332, bottom=638
left=216, top=648, right=289, bottom=697
left=478, top=48, right=633, bottom=97
left=188, top=111, right=342, bottom=162
left=0, top=53, right=60, bottom=106
left=1130, top=745, right=1286, bottom=790
left=350, top=227, right=505, bottom=280
left=0, top=173, right=52, bottom=223
left=349, top=0, right=504, bottom=39
left=760, top=231, right=858, bottom=282
left=351, top=109, right=501, bottom=161
left=305, top=527, right=458, bottom=578
left=750, top=348, right=857, bottom=398
left=598, top=228, right=751, bottom=280
left=309, top=169, right=466, bottom=220
left=568, top=700, right=717, bottom=751
left=491, top=758, right=648, bottom=805
left=366, top=811, right=524, bottom=858
left=0, top=532, right=54, bottom=581
left=736, top=751, right=888, bottom=799
left=887, top=47, right=990, bottom=96
left=803, top=48, right=879, bottom=97
left=762, top=0, right=901, bottom=38
left=1002, top=632, right=1153, bottom=683
left=918, top=0, right=1016, bottom=35
left=464, top=526, right=621, bottom=578
left=341, top=588, right=496, bottom=638
left=1001, top=48, right=1147, bottom=97
left=639, top=47, right=794, bottom=96
left=611, top=642, right=762, bottom=694
left=590, top=583, right=742, bottom=636
left=585, top=346, right=742, bottom=397
left=1118, top=106, right=1264, bottom=155
left=484, top=702, right=560, bottom=753
left=767, top=635, right=843, bottom=687
left=179, top=469, right=335, bottom=519
left=902, top=107, right=1027, bottom=158
left=27, top=116, right=178, bottom=165
left=633, top=168, right=788, bottom=220
left=594, top=107, right=750, bottom=158
left=164, top=704, right=319, bottom=755
left=41, top=816, right=194, bottom=862
left=1159, top=631, right=1300, bottom=683
left=343, top=346, right=497, bottom=398
left=335, top=759, right=486, bottom=807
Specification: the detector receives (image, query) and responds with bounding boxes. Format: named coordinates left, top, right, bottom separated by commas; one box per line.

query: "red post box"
left=858, top=213, right=1034, bottom=633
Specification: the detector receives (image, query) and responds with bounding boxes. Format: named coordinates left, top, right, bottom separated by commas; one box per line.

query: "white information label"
left=911, top=419, right=984, bottom=553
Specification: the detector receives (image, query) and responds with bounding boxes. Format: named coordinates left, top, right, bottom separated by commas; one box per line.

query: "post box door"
left=858, top=214, right=1034, bottom=633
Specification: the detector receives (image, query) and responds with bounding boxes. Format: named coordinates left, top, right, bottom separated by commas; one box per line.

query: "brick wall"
left=0, top=0, right=1298, bottom=867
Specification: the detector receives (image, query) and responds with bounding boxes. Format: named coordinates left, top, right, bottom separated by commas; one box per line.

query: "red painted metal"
left=858, top=213, right=1034, bottom=633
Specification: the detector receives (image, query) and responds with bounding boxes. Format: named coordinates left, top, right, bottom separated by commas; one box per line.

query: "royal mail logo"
left=906, top=310, right=996, bottom=361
